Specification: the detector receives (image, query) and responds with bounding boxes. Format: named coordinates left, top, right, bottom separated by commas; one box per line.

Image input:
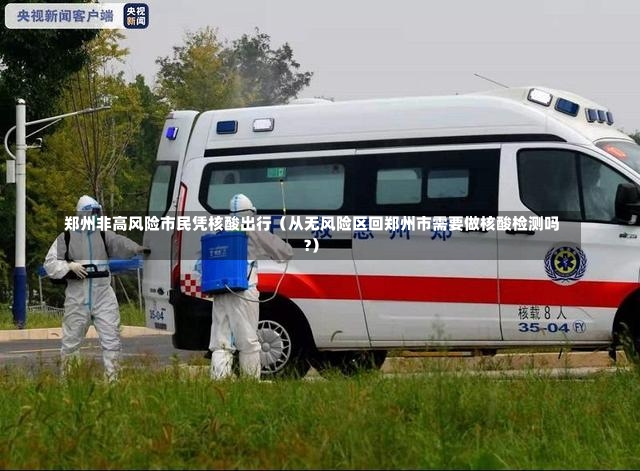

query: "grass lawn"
left=0, top=303, right=145, bottom=329
left=0, top=357, right=639, bottom=469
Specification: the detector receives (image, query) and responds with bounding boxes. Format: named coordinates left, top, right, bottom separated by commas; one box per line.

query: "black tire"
left=615, top=321, right=640, bottom=364
left=258, top=298, right=313, bottom=379
left=312, top=350, right=387, bottom=377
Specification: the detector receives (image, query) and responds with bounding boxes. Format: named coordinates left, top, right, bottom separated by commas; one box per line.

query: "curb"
left=383, top=350, right=626, bottom=372
left=0, top=325, right=172, bottom=342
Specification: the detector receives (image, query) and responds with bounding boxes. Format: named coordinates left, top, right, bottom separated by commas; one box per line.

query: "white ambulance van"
left=143, top=86, right=640, bottom=377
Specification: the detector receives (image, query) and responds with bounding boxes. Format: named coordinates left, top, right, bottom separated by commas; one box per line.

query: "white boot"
left=211, top=350, right=234, bottom=380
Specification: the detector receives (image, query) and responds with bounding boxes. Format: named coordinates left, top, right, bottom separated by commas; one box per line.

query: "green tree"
left=118, top=74, right=170, bottom=214
left=27, top=31, right=147, bottom=306
left=225, top=28, right=313, bottom=107
left=0, top=0, right=98, bottom=134
left=0, top=1, right=98, bottom=302
left=155, top=27, right=236, bottom=111
left=155, top=27, right=313, bottom=110
left=45, top=31, right=144, bottom=210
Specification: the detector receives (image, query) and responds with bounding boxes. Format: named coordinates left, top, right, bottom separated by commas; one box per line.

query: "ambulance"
left=142, top=86, right=640, bottom=377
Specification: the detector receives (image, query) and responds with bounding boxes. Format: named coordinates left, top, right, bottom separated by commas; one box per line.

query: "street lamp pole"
left=13, top=99, right=26, bottom=328
left=4, top=99, right=111, bottom=328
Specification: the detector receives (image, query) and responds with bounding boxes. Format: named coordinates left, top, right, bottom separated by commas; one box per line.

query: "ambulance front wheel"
left=612, top=291, right=640, bottom=365
left=258, top=296, right=313, bottom=379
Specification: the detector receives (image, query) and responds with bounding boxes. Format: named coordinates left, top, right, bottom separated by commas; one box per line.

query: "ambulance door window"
left=517, top=149, right=581, bottom=221
left=427, top=169, right=469, bottom=199
left=579, top=154, right=635, bottom=223
left=423, top=149, right=500, bottom=217
left=376, top=168, right=422, bottom=205
left=147, top=162, right=176, bottom=217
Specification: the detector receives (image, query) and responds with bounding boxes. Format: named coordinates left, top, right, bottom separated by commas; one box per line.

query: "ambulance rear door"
left=142, top=111, right=199, bottom=332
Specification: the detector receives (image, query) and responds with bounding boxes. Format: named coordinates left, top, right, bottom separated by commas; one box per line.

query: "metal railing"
left=27, top=303, right=64, bottom=316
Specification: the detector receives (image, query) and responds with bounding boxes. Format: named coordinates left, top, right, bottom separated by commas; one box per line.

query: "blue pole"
left=12, top=267, right=26, bottom=328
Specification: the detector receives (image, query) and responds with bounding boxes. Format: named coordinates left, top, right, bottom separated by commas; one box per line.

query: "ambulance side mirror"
left=615, top=183, right=640, bottom=224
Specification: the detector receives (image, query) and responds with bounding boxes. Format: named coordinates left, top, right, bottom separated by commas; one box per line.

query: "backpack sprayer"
left=200, top=179, right=290, bottom=303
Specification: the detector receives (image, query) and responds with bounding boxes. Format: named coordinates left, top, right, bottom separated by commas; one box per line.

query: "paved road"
left=0, top=334, right=201, bottom=372
left=1, top=330, right=630, bottom=380
left=0, top=323, right=631, bottom=379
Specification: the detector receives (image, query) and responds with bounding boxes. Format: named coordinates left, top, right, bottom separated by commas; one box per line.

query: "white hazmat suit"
left=44, top=195, right=145, bottom=381
left=209, top=194, right=293, bottom=380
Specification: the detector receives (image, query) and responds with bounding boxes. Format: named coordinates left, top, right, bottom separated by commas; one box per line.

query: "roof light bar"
left=527, top=88, right=553, bottom=107
left=597, top=110, right=606, bottom=123
left=586, top=108, right=597, bottom=123
left=606, top=111, right=614, bottom=125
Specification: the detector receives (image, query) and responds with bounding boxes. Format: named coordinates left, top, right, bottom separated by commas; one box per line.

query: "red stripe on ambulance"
left=258, top=274, right=639, bottom=308
left=498, top=279, right=637, bottom=308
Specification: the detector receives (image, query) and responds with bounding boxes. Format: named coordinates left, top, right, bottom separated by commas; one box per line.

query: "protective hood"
left=230, top=194, right=256, bottom=214
left=76, top=195, right=102, bottom=218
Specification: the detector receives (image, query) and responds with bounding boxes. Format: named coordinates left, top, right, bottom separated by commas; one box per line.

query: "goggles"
left=81, top=204, right=102, bottom=215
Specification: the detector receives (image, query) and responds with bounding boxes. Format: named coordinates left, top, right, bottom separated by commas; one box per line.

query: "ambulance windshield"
left=596, top=140, right=640, bottom=174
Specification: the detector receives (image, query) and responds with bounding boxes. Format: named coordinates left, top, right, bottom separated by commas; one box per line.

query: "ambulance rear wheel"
left=258, top=299, right=313, bottom=379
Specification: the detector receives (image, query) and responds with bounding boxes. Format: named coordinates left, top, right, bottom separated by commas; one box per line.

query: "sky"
left=118, top=0, right=640, bottom=133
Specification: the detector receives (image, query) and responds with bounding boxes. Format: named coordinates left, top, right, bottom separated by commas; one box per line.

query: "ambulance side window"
left=517, top=149, right=581, bottom=221
left=200, top=159, right=347, bottom=213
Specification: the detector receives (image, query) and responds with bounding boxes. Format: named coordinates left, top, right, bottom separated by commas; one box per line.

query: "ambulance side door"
left=352, top=146, right=501, bottom=347
left=498, top=143, right=640, bottom=343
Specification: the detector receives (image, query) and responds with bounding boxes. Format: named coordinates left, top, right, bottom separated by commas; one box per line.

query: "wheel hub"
left=257, top=319, right=292, bottom=374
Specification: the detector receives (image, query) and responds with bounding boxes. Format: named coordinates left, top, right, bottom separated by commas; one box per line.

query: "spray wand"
left=224, top=178, right=290, bottom=303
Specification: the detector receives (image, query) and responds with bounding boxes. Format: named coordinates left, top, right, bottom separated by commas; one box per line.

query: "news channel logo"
left=123, top=3, right=148, bottom=29
left=4, top=3, right=149, bottom=29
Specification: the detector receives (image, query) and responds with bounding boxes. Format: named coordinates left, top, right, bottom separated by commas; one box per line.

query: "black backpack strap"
left=101, top=230, right=109, bottom=258
left=64, top=230, right=71, bottom=261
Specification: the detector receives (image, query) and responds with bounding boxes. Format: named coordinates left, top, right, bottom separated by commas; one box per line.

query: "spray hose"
left=224, top=179, right=290, bottom=303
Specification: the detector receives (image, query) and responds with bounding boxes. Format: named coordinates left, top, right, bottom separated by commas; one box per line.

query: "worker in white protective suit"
left=43, top=195, right=149, bottom=382
left=209, top=194, right=293, bottom=380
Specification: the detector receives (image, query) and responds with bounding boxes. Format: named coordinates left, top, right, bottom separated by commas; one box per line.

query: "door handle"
left=505, top=229, right=536, bottom=235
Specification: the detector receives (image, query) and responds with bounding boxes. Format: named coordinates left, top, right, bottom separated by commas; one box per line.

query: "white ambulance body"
left=143, top=86, right=640, bottom=377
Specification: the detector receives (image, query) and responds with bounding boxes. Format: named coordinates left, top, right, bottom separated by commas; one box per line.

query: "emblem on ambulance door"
left=544, top=245, right=587, bottom=285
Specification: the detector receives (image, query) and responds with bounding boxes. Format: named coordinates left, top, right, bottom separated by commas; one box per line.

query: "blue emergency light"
left=166, top=127, right=179, bottom=140
left=216, top=120, right=238, bottom=134
left=201, top=231, right=248, bottom=294
left=555, top=98, right=579, bottom=117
